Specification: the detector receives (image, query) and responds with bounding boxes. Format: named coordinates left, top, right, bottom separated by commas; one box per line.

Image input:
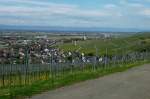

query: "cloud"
left=0, top=1, right=122, bottom=22
left=104, top=4, right=117, bottom=9
left=140, top=9, right=150, bottom=16
left=0, top=0, right=75, bottom=7
left=0, top=0, right=150, bottom=29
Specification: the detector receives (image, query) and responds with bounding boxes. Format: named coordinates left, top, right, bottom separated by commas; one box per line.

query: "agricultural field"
left=48, top=35, right=84, bottom=40
left=0, top=60, right=149, bottom=99
left=58, top=33, right=150, bottom=56
left=0, top=33, right=150, bottom=99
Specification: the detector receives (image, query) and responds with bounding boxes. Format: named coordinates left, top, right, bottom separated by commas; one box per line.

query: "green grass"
left=0, top=60, right=149, bottom=99
left=58, top=34, right=150, bottom=56
left=0, top=33, right=150, bottom=99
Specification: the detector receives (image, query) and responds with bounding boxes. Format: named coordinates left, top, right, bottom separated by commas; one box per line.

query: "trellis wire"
left=0, top=51, right=150, bottom=88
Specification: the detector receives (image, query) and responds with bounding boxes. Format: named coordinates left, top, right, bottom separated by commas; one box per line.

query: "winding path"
left=29, top=64, right=150, bottom=99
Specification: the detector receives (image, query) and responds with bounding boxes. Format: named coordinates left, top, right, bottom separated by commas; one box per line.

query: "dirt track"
left=29, top=64, right=150, bottom=99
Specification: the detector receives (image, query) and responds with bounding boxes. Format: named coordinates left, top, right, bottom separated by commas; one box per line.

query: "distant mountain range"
left=0, top=24, right=149, bottom=33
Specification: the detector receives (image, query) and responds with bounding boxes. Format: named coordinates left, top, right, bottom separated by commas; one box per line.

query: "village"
left=0, top=33, right=112, bottom=64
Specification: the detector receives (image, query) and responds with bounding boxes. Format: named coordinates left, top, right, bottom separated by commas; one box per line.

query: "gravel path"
left=29, top=64, right=150, bottom=99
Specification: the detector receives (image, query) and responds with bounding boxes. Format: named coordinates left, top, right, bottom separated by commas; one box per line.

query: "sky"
left=0, top=0, right=150, bottom=30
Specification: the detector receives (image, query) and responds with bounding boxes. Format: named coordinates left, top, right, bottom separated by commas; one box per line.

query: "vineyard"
left=0, top=33, right=150, bottom=99
left=0, top=51, right=150, bottom=98
left=58, top=33, right=150, bottom=55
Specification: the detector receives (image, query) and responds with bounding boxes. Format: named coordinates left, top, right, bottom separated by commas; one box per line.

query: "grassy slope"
left=58, top=33, right=150, bottom=56
left=0, top=33, right=150, bottom=99
left=0, top=60, right=149, bottom=99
